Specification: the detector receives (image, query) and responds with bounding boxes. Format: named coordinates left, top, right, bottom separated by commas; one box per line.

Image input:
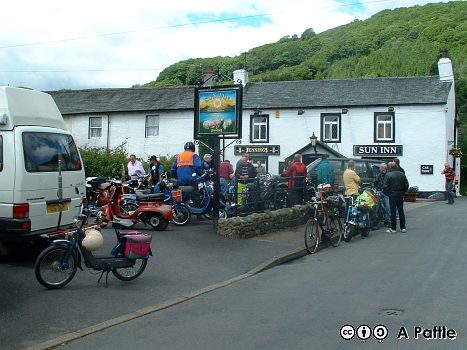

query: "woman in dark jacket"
left=383, top=162, right=409, bottom=233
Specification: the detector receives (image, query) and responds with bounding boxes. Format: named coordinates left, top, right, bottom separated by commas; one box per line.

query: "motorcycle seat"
left=136, top=193, right=165, bottom=202
left=179, top=186, right=193, bottom=193
left=112, top=218, right=135, bottom=229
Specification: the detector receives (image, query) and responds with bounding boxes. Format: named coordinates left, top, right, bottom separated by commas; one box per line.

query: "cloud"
left=0, top=0, right=447, bottom=91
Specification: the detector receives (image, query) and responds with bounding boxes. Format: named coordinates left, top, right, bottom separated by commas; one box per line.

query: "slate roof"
left=49, top=76, right=451, bottom=115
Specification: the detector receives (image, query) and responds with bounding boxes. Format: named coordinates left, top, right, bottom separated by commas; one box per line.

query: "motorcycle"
left=97, top=180, right=173, bottom=231
left=343, top=189, right=378, bottom=242
left=86, top=177, right=112, bottom=213
left=121, top=175, right=192, bottom=226
left=179, top=172, right=228, bottom=220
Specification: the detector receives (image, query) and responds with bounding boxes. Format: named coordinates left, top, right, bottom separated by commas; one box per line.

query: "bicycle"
left=304, top=184, right=344, bottom=254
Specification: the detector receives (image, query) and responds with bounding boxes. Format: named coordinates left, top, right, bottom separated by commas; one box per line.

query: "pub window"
left=320, top=113, right=341, bottom=143
left=145, top=115, right=160, bottom=137
left=250, top=115, right=269, bottom=143
left=88, top=117, right=102, bottom=138
left=374, top=112, right=395, bottom=142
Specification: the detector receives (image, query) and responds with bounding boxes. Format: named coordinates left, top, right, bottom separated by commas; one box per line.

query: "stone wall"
left=217, top=203, right=314, bottom=239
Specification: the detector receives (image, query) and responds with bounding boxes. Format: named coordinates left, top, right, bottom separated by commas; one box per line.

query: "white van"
left=0, top=87, right=86, bottom=242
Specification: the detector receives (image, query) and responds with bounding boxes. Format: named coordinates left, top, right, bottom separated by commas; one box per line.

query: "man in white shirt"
left=127, top=154, right=145, bottom=180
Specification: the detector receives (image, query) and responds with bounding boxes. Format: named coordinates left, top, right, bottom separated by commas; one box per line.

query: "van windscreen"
left=22, top=132, right=82, bottom=172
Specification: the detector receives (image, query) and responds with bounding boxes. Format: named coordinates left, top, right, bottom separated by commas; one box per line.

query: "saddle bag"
left=123, top=233, right=152, bottom=259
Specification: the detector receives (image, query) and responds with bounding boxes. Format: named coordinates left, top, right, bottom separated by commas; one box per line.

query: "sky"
left=0, top=0, right=449, bottom=91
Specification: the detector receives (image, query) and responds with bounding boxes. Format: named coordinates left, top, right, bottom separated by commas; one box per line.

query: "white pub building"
left=50, top=58, right=459, bottom=194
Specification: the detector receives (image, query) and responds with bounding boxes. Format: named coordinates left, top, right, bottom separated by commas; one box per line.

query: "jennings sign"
left=353, top=145, right=403, bottom=157
left=234, top=145, right=280, bottom=155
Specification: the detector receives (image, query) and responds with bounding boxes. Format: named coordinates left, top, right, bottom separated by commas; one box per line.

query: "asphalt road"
left=56, top=199, right=466, bottom=350
left=1, top=199, right=465, bottom=349
left=0, top=220, right=301, bottom=350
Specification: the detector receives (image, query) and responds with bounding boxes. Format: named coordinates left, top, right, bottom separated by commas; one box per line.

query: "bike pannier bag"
left=124, top=234, right=152, bottom=259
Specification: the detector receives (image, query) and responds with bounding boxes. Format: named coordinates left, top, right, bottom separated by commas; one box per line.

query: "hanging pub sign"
left=194, top=84, right=242, bottom=139
left=234, top=145, right=280, bottom=155
left=420, top=165, right=433, bottom=175
left=353, top=145, right=403, bottom=157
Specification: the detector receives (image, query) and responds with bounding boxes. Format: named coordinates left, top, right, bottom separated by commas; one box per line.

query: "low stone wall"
left=217, top=203, right=314, bottom=239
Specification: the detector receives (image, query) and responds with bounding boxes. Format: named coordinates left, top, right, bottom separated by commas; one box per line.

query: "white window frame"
left=145, top=115, right=160, bottom=137
left=89, top=117, right=102, bottom=138
left=323, top=115, right=340, bottom=142
left=251, top=115, right=268, bottom=143
left=375, top=113, right=394, bottom=142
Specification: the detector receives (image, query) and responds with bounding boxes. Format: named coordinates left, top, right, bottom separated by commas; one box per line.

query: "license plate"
left=47, top=202, right=69, bottom=213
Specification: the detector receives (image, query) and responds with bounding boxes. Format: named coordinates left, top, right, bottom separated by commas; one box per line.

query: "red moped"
left=97, top=180, right=173, bottom=231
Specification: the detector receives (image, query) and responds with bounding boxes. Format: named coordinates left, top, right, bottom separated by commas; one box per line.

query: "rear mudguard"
left=51, top=240, right=83, bottom=271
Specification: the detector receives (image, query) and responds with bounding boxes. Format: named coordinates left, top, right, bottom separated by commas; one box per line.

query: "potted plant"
left=404, top=186, right=419, bottom=202
left=449, top=148, right=463, bottom=158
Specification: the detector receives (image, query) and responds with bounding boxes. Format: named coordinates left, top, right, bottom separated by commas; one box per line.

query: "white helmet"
left=82, top=228, right=104, bottom=251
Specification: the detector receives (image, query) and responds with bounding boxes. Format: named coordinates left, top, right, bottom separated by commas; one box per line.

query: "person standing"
left=343, top=160, right=360, bottom=196
left=383, top=162, right=409, bottom=233
left=343, top=160, right=360, bottom=221
left=393, top=158, right=405, bottom=174
left=373, top=163, right=391, bottom=225
left=441, top=163, right=456, bottom=205
left=235, top=154, right=257, bottom=204
left=316, top=154, right=335, bottom=190
left=219, top=159, right=234, bottom=201
left=256, top=161, right=266, bottom=176
left=149, top=155, right=165, bottom=193
left=127, top=154, right=145, bottom=181
left=284, top=154, right=307, bottom=206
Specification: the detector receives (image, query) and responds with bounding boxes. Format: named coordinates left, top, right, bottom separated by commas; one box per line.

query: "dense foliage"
left=133, top=1, right=467, bottom=190
left=79, top=143, right=129, bottom=178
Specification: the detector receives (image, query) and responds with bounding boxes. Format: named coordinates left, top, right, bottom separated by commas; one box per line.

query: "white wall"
left=68, top=104, right=450, bottom=192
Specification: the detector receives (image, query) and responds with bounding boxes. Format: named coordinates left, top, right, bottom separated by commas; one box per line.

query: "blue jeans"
left=220, top=178, right=229, bottom=200
left=377, top=191, right=391, bottom=223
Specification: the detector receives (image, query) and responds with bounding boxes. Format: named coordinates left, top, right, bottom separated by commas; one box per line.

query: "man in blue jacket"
left=316, top=155, right=335, bottom=191
left=171, top=142, right=203, bottom=186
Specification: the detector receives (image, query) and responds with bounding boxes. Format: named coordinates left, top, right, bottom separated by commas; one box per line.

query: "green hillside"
left=135, top=1, right=467, bottom=186
left=139, top=1, right=466, bottom=87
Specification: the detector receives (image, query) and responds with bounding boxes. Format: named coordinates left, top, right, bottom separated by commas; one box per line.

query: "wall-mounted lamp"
left=310, top=132, right=318, bottom=154
left=388, top=107, right=394, bottom=112
left=341, top=108, right=348, bottom=114
left=297, top=109, right=305, bottom=115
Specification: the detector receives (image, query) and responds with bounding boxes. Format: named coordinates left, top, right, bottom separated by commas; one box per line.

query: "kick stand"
left=98, top=269, right=111, bottom=288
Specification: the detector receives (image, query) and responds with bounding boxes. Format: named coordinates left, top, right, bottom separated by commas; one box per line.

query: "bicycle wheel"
left=34, top=246, right=78, bottom=289
left=172, top=203, right=191, bottom=226
left=112, top=258, right=148, bottom=281
left=304, top=219, right=320, bottom=254
left=328, top=215, right=343, bottom=247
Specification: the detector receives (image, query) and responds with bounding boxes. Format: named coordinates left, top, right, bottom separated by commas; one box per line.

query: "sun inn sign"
left=353, top=145, right=403, bottom=157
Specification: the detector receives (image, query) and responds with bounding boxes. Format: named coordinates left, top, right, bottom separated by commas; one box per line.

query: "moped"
left=35, top=210, right=152, bottom=289
left=97, top=180, right=173, bottom=231
left=122, top=175, right=191, bottom=226
left=343, top=189, right=377, bottom=242
left=180, top=172, right=228, bottom=220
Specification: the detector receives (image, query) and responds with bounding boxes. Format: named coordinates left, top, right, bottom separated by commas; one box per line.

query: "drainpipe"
left=106, top=114, right=110, bottom=150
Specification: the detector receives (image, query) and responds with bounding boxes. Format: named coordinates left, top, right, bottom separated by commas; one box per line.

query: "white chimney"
left=438, top=57, right=454, bottom=82
left=233, top=69, right=248, bottom=87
